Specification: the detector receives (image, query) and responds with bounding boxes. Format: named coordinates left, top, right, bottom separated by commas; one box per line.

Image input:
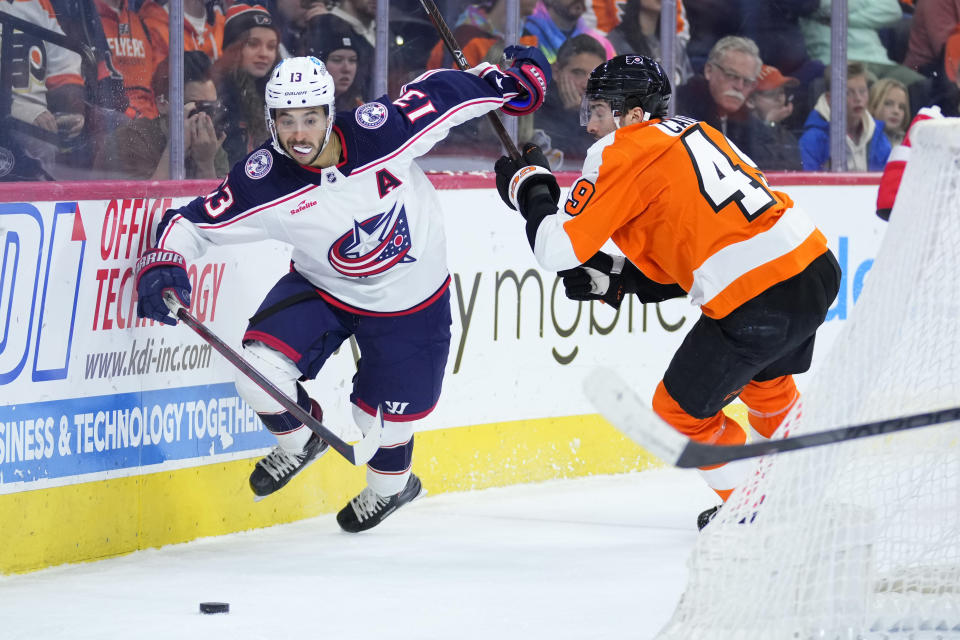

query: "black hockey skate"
left=336, top=473, right=424, bottom=533
left=250, top=401, right=329, bottom=500
left=697, top=504, right=721, bottom=530
left=697, top=504, right=760, bottom=530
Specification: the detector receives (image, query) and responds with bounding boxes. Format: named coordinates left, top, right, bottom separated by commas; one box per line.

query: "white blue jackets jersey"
left=154, top=64, right=520, bottom=314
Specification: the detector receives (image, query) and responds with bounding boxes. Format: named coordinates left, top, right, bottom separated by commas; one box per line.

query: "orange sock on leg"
left=653, top=381, right=751, bottom=502
left=739, top=375, right=799, bottom=440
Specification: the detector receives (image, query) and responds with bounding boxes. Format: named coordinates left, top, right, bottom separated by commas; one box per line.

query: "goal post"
left=657, top=118, right=960, bottom=640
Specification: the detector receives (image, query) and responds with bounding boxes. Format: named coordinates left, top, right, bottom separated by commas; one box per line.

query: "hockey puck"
left=199, top=602, right=230, bottom=614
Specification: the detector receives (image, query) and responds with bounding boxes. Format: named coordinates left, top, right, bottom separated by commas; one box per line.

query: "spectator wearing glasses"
left=676, top=36, right=798, bottom=170
left=798, top=61, right=892, bottom=171
left=95, top=51, right=228, bottom=179
left=212, top=3, right=282, bottom=165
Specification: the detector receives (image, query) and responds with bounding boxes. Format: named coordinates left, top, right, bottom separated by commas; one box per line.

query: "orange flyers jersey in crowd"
left=587, top=0, right=687, bottom=39
left=537, top=115, right=828, bottom=319
left=426, top=31, right=538, bottom=70
left=96, top=0, right=158, bottom=118
left=138, top=0, right=224, bottom=63
left=0, top=0, right=83, bottom=122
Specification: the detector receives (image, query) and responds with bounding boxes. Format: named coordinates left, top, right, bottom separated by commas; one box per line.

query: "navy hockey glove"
left=494, top=143, right=561, bottom=216
left=135, top=249, right=192, bottom=326
left=501, top=45, right=550, bottom=116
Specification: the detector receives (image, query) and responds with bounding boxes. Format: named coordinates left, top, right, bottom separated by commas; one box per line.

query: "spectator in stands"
left=739, top=0, right=823, bottom=134
left=748, top=65, right=800, bottom=125
left=683, top=0, right=740, bottom=73
left=676, top=36, right=760, bottom=126
left=263, top=0, right=321, bottom=58
left=931, top=29, right=960, bottom=116
left=869, top=77, right=910, bottom=146
left=745, top=65, right=803, bottom=169
left=425, top=0, right=539, bottom=70
left=676, top=36, right=801, bottom=170
left=534, top=34, right=606, bottom=163
left=302, top=10, right=373, bottom=102
left=96, top=0, right=159, bottom=119
left=582, top=0, right=684, bottom=35
left=605, top=0, right=694, bottom=85
left=308, top=21, right=366, bottom=111
left=95, top=51, right=228, bottom=180
left=0, top=0, right=86, bottom=180
left=524, top=0, right=615, bottom=64
left=800, top=0, right=925, bottom=90
left=798, top=61, right=892, bottom=171
left=903, top=0, right=960, bottom=76
left=139, top=0, right=225, bottom=63
left=740, top=0, right=824, bottom=85
left=330, top=0, right=374, bottom=47
left=213, top=3, right=281, bottom=166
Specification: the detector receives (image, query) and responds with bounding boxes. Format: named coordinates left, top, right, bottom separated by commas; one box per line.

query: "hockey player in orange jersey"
left=494, top=55, right=841, bottom=529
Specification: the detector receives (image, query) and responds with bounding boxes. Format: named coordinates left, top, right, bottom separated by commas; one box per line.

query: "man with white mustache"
left=676, top=36, right=801, bottom=170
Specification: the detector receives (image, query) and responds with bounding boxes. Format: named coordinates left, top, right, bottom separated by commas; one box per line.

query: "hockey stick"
left=163, top=292, right=382, bottom=466
left=418, top=0, right=522, bottom=161
left=584, top=366, right=960, bottom=468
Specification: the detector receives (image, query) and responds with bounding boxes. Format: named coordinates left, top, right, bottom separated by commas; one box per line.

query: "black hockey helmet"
left=580, top=54, right=671, bottom=125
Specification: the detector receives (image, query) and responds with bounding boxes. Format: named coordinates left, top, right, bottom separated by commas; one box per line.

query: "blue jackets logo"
left=245, top=149, right=273, bottom=179
left=355, top=102, right=388, bottom=129
left=327, top=203, right=415, bottom=277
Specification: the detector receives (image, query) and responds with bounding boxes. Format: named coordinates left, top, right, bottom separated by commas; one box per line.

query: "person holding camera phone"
left=95, top=51, right=229, bottom=180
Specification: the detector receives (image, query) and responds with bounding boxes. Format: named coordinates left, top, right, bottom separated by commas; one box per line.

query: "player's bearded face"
left=275, top=107, right=329, bottom=165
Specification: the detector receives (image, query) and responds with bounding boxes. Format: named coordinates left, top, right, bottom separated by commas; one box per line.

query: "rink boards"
left=0, top=174, right=886, bottom=573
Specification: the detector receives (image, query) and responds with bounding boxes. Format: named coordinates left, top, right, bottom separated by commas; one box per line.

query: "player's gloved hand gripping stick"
left=161, top=291, right=383, bottom=466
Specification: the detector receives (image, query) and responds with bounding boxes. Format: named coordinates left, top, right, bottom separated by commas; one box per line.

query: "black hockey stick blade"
left=583, top=366, right=960, bottom=468
left=163, top=292, right=382, bottom=466
left=418, top=0, right=522, bottom=161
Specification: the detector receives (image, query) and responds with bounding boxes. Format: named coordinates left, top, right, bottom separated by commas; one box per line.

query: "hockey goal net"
left=657, top=118, right=960, bottom=640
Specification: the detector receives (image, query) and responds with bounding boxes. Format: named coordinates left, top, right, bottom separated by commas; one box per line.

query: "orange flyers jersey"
left=138, top=0, right=224, bottom=62
left=537, top=116, right=829, bottom=319
left=96, top=0, right=158, bottom=118
left=587, top=0, right=687, bottom=38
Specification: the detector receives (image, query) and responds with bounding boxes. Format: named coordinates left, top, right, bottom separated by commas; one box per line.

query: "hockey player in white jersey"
left=134, top=52, right=550, bottom=532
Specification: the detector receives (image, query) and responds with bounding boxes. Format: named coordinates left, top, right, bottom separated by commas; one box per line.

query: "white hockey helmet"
left=264, top=56, right=337, bottom=159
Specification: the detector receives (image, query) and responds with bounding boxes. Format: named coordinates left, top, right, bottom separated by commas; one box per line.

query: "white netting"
left=658, top=119, right=960, bottom=640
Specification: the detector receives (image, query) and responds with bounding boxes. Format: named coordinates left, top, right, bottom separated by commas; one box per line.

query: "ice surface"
left=0, top=470, right=716, bottom=640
